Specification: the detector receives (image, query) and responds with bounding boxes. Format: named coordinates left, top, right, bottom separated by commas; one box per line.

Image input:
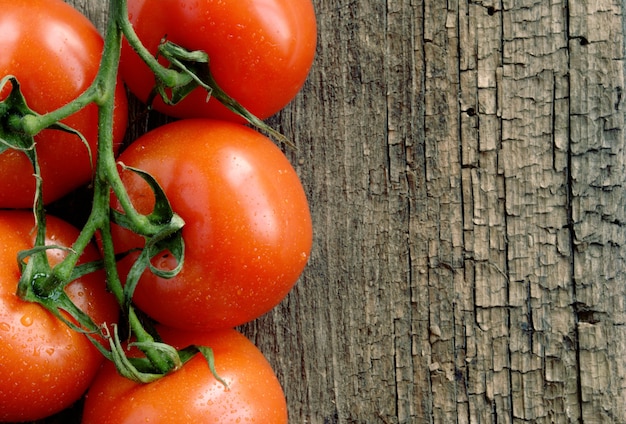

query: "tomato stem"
left=85, top=0, right=186, bottom=379
left=10, top=0, right=189, bottom=383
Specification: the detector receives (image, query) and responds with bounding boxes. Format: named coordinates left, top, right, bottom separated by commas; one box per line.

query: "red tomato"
left=111, top=119, right=312, bottom=330
left=120, top=0, right=317, bottom=121
left=0, top=211, right=119, bottom=422
left=0, top=0, right=128, bottom=208
left=82, top=327, right=288, bottom=423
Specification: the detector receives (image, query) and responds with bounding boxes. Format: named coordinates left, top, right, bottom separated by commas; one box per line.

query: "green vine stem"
left=9, top=0, right=185, bottom=382
left=3, top=0, right=279, bottom=383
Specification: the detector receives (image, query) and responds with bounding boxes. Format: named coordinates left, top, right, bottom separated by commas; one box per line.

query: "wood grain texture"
left=57, top=1, right=626, bottom=423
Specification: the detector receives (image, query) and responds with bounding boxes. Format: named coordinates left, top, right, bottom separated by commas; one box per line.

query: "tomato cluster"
left=0, top=0, right=316, bottom=422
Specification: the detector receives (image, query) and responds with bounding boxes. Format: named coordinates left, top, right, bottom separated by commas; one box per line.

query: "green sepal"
left=109, top=165, right=185, bottom=310
left=121, top=231, right=185, bottom=311
left=16, top=256, right=112, bottom=360
left=184, top=345, right=230, bottom=389
left=16, top=245, right=71, bottom=273
left=0, top=75, right=93, bottom=172
left=0, top=75, right=37, bottom=155
left=111, top=164, right=183, bottom=232
left=101, top=324, right=227, bottom=386
left=105, top=323, right=180, bottom=383
left=149, top=40, right=293, bottom=147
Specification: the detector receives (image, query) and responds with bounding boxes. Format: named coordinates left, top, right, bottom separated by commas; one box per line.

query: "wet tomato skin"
left=0, top=211, right=119, bottom=422
left=82, top=327, right=288, bottom=424
left=0, top=0, right=128, bottom=208
left=111, top=119, right=312, bottom=330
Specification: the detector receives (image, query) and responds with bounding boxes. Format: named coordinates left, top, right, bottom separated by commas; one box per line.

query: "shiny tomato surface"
left=0, top=0, right=128, bottom=208
left=120, top=0, right=317, bottom=121
left=0, top=211, right=119, bottom=422
left=111, top=119, right=312, bottom=330
left=82, top=327, right=288, bottom=423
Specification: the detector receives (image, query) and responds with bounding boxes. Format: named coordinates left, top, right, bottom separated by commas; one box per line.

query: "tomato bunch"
left=0, top=0, right=316, bottom=422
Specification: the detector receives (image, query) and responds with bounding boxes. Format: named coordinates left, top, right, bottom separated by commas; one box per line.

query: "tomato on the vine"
left=120, top=0, right=317, bottom=121
left=0, top=211, right=119, bottom=422
left=0, top=0, right=128, bottom=208
left=110, top=119, right=312, bottom=330
left=82, top=327, right=288, bottom=423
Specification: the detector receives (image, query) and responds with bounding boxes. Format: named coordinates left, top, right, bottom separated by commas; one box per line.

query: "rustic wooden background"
left=57, top=1, right=626, bottom=423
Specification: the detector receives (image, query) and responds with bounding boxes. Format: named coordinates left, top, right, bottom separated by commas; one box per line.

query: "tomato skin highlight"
left=0, top=0, right=128, bottom=208
left=0, top=211, right=119, bottom=422
left=120, top=0, right=317, bottom=121
left=82, top=327, right=288, bottom=424
left=111, top=119, right=312, bottom=330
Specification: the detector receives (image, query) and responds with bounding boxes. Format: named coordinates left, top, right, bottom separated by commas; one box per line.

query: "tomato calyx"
left=0, top=76, right=91, bottom=142
left=0, top=76, right=93, bottom=197
left=106, top=322, right=229, bottom=387
left=150, top=41, right=209, bottom=107
left=123, top=32, right=293, bottom=147
left=16, top=241, right=110, bottom=361
left=111, top=164, right=186, bottom=311
left=154, top=41, right=293, bottom=145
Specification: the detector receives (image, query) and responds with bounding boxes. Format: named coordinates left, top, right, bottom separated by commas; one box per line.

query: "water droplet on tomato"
left=0, top=322, right=10, bottom=331
left=20, top=315, right=33, bottom=327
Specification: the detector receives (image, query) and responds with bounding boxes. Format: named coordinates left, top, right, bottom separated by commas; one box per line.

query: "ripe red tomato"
left=111, top=119, right=312, bottom=330
left=82, top=327, right=288, bottom=423
left=0, top=211, right=119, bottom=422
left=120, top=0, right=317, bottom=121
left=0, top=0, right=128, bottom=208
